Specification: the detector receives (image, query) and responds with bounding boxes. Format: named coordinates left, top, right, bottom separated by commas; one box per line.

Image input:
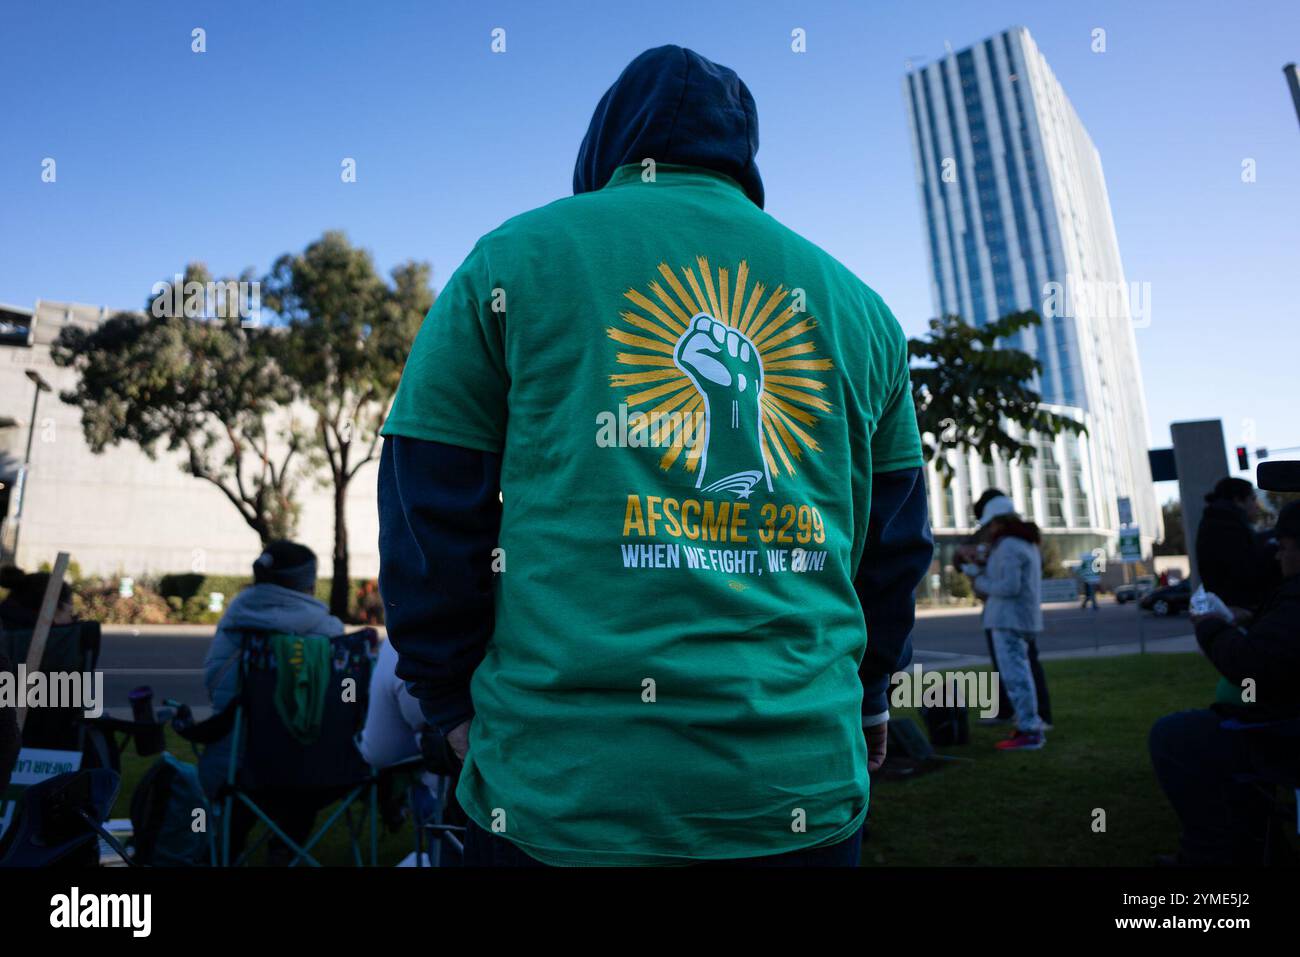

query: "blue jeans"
left=989, top=628, right=1043, bottom=733
left=984, top=629, right=1052, bottom=723
left=463, top=819, right=864, bottom=867
left=1149, top=708, right=1273, bottom=865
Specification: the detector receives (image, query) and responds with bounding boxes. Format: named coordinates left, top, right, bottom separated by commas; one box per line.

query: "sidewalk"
left=103, top=623, right=216, bottom=637
left=914, top=599, right=1114, bottom=619
left=913, top=633, right=1197, bottom=670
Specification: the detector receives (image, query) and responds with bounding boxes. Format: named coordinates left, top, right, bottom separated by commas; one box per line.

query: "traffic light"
left=1235, top=446, right=1250, bottom=471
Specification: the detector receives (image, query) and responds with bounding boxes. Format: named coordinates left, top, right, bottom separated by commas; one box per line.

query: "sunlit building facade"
left=903, top=26, right=1161, bottom=562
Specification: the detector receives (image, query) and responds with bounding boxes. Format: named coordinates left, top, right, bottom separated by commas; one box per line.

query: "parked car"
left=1114, top=576, right=1156, bottom=604
left=1139, top=579, right=1192, bottom=617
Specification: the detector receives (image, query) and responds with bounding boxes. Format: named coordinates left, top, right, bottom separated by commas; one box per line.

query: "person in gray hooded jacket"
left=967, top=495, right=1046, bottom=751
left=200, top=540, right=345, bottom=849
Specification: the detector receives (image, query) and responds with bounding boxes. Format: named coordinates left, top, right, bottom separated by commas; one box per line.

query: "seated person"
left=360, top=638, right=454, bottom=849
left=1149, top=501, right=1300, bottom=865
left=359, top=638, right=429, bottom=769
left=201, top=540, right=344, bottom=860
left=0, top=565, right=75, bottom=632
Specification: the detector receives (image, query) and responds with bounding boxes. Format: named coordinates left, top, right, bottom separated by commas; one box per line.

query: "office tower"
left=903, top=26, right=1160, bottom=560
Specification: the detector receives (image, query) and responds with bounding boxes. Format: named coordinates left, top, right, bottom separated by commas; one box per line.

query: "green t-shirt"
left=384, top=164, right=923, bottom=865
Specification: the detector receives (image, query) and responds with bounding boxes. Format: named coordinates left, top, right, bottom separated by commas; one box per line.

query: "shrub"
left=1040, top=540, right=1069, bottom=579
left=73, top=578, right=172, bottom=625
left=945, top=569, right=973, bottom=600
left=78, top=572, right=376, bottom=624
left=36, top=556, right=84, bottom=583
left=354, top=579, right=384, bottom=625
left=157, top=573, right=251, bottom=604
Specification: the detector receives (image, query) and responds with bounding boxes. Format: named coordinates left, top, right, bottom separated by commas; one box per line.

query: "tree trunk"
left=329, top=477, right=350, bottom=619
left=251, top=514, right=273, bottom=546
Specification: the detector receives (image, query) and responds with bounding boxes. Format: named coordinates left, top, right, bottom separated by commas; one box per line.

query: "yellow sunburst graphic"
left=606, top=256, right=833, bottom=484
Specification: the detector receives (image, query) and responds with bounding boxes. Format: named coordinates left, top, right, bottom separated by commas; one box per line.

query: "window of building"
left=1039, top=439, right=1066, bottom=528
left=1069, top=435, right=1091, bottom=527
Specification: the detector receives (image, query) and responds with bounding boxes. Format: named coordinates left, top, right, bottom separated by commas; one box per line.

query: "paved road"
left=99, top=627, right=214, bottom=718
left=95, top=598, right=1193, bottom=717
left=909, top=598, right=1191, bottom=666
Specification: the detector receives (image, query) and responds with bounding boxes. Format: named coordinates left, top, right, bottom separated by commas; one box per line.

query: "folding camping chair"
left=390, top=728, right=466, bottom=867
left=172, top=628, right=379, bottom=867
left=1222, top=715, right=1300, bottom=865
left=411, top=770, right=465, bottom=867
left=0, top=768, right=131, bottom=867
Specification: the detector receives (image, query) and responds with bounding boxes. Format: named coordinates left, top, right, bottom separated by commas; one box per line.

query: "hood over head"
left=220, top=582, right=345, bottom=638
left=573, top=45, right=764, bottom=208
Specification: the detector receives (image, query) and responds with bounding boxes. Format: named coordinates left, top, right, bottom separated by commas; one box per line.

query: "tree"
left=52, top=265, right=303, bottom=543
left=1153, top=500, right=1186, bottom=555
left=262, top=232, right=433, bottom=618
left=908, top=311, right=1085, bottom=479
left=1039, top=538, right=1068, bottom=578
left=1258, top=489, right=1300, bottom=529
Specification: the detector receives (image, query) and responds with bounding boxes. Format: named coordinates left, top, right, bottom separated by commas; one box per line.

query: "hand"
left=865, top=722, right=888, bottom=773
left=446, top=720, right=471, bottom=763
left=1228, top=606, right=1254, bottom=626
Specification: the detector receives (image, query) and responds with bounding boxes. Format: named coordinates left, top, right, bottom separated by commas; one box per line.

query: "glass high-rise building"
left=903, top=26, right=1161, bottom=561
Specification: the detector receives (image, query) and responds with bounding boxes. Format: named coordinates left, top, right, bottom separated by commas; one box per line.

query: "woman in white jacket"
left=968, top=496, right=1046, bottom=751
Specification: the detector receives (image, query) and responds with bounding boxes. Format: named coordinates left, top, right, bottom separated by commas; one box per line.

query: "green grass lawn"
left=108, top=652, right=1221, bottom=866
left=865, top=652, right=1221, bottom=867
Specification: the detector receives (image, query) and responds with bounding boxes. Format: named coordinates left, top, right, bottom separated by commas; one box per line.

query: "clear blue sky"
left=3, top=0, right=1297, bottom=496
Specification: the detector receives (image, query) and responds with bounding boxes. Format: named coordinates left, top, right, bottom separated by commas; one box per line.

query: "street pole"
left=1138, top=599, right=1147, bottom=655
left=11, top=370, right=51, bottom=563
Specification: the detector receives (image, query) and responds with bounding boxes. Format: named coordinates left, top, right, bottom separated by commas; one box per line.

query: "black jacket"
left=1196, top=575, right=1300, bottom=721
left=1196, top=500, right=1278, bottom=611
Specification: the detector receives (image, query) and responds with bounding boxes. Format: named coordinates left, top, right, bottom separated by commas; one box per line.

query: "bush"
left=354, top=579, right=384, bottom=625
left=1040, top=539, right=1068, bottom=579
left=73, top=578, right=172, bottom=625
left=165, top=595, right=223, bottom=625
left=76, top=572, right=376, bottom=624
left=37, top=556, right=84, bottom=583
left=157, top=573, right=251, bottom=603
left=945, top=569, right=973, bottom=600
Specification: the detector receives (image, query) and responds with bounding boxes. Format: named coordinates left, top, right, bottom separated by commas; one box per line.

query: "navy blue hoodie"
left=573, top=45, right=764, bottom=208
left=378, top=45, right=932, bottom=736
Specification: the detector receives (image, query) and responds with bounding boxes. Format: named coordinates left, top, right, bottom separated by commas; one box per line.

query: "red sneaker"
left=995, top=730, right=1045, bottom=751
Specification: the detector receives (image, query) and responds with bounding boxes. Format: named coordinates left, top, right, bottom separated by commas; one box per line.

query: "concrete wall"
left=0, top=300, right=380, bottom=579
left=1171, top=419, right=1229, bottom=589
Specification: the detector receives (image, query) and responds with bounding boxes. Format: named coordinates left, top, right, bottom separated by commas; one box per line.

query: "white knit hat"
left=978, top=494, right=1017, bottom=525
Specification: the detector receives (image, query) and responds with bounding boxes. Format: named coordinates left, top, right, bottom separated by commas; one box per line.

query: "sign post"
left=1117, top=525, right=1143, bottom=652
left=1118, top=526, right=1142, bottom=564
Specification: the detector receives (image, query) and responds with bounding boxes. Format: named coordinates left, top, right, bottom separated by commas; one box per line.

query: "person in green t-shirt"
left=378, top=44, right=933, bottom=866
